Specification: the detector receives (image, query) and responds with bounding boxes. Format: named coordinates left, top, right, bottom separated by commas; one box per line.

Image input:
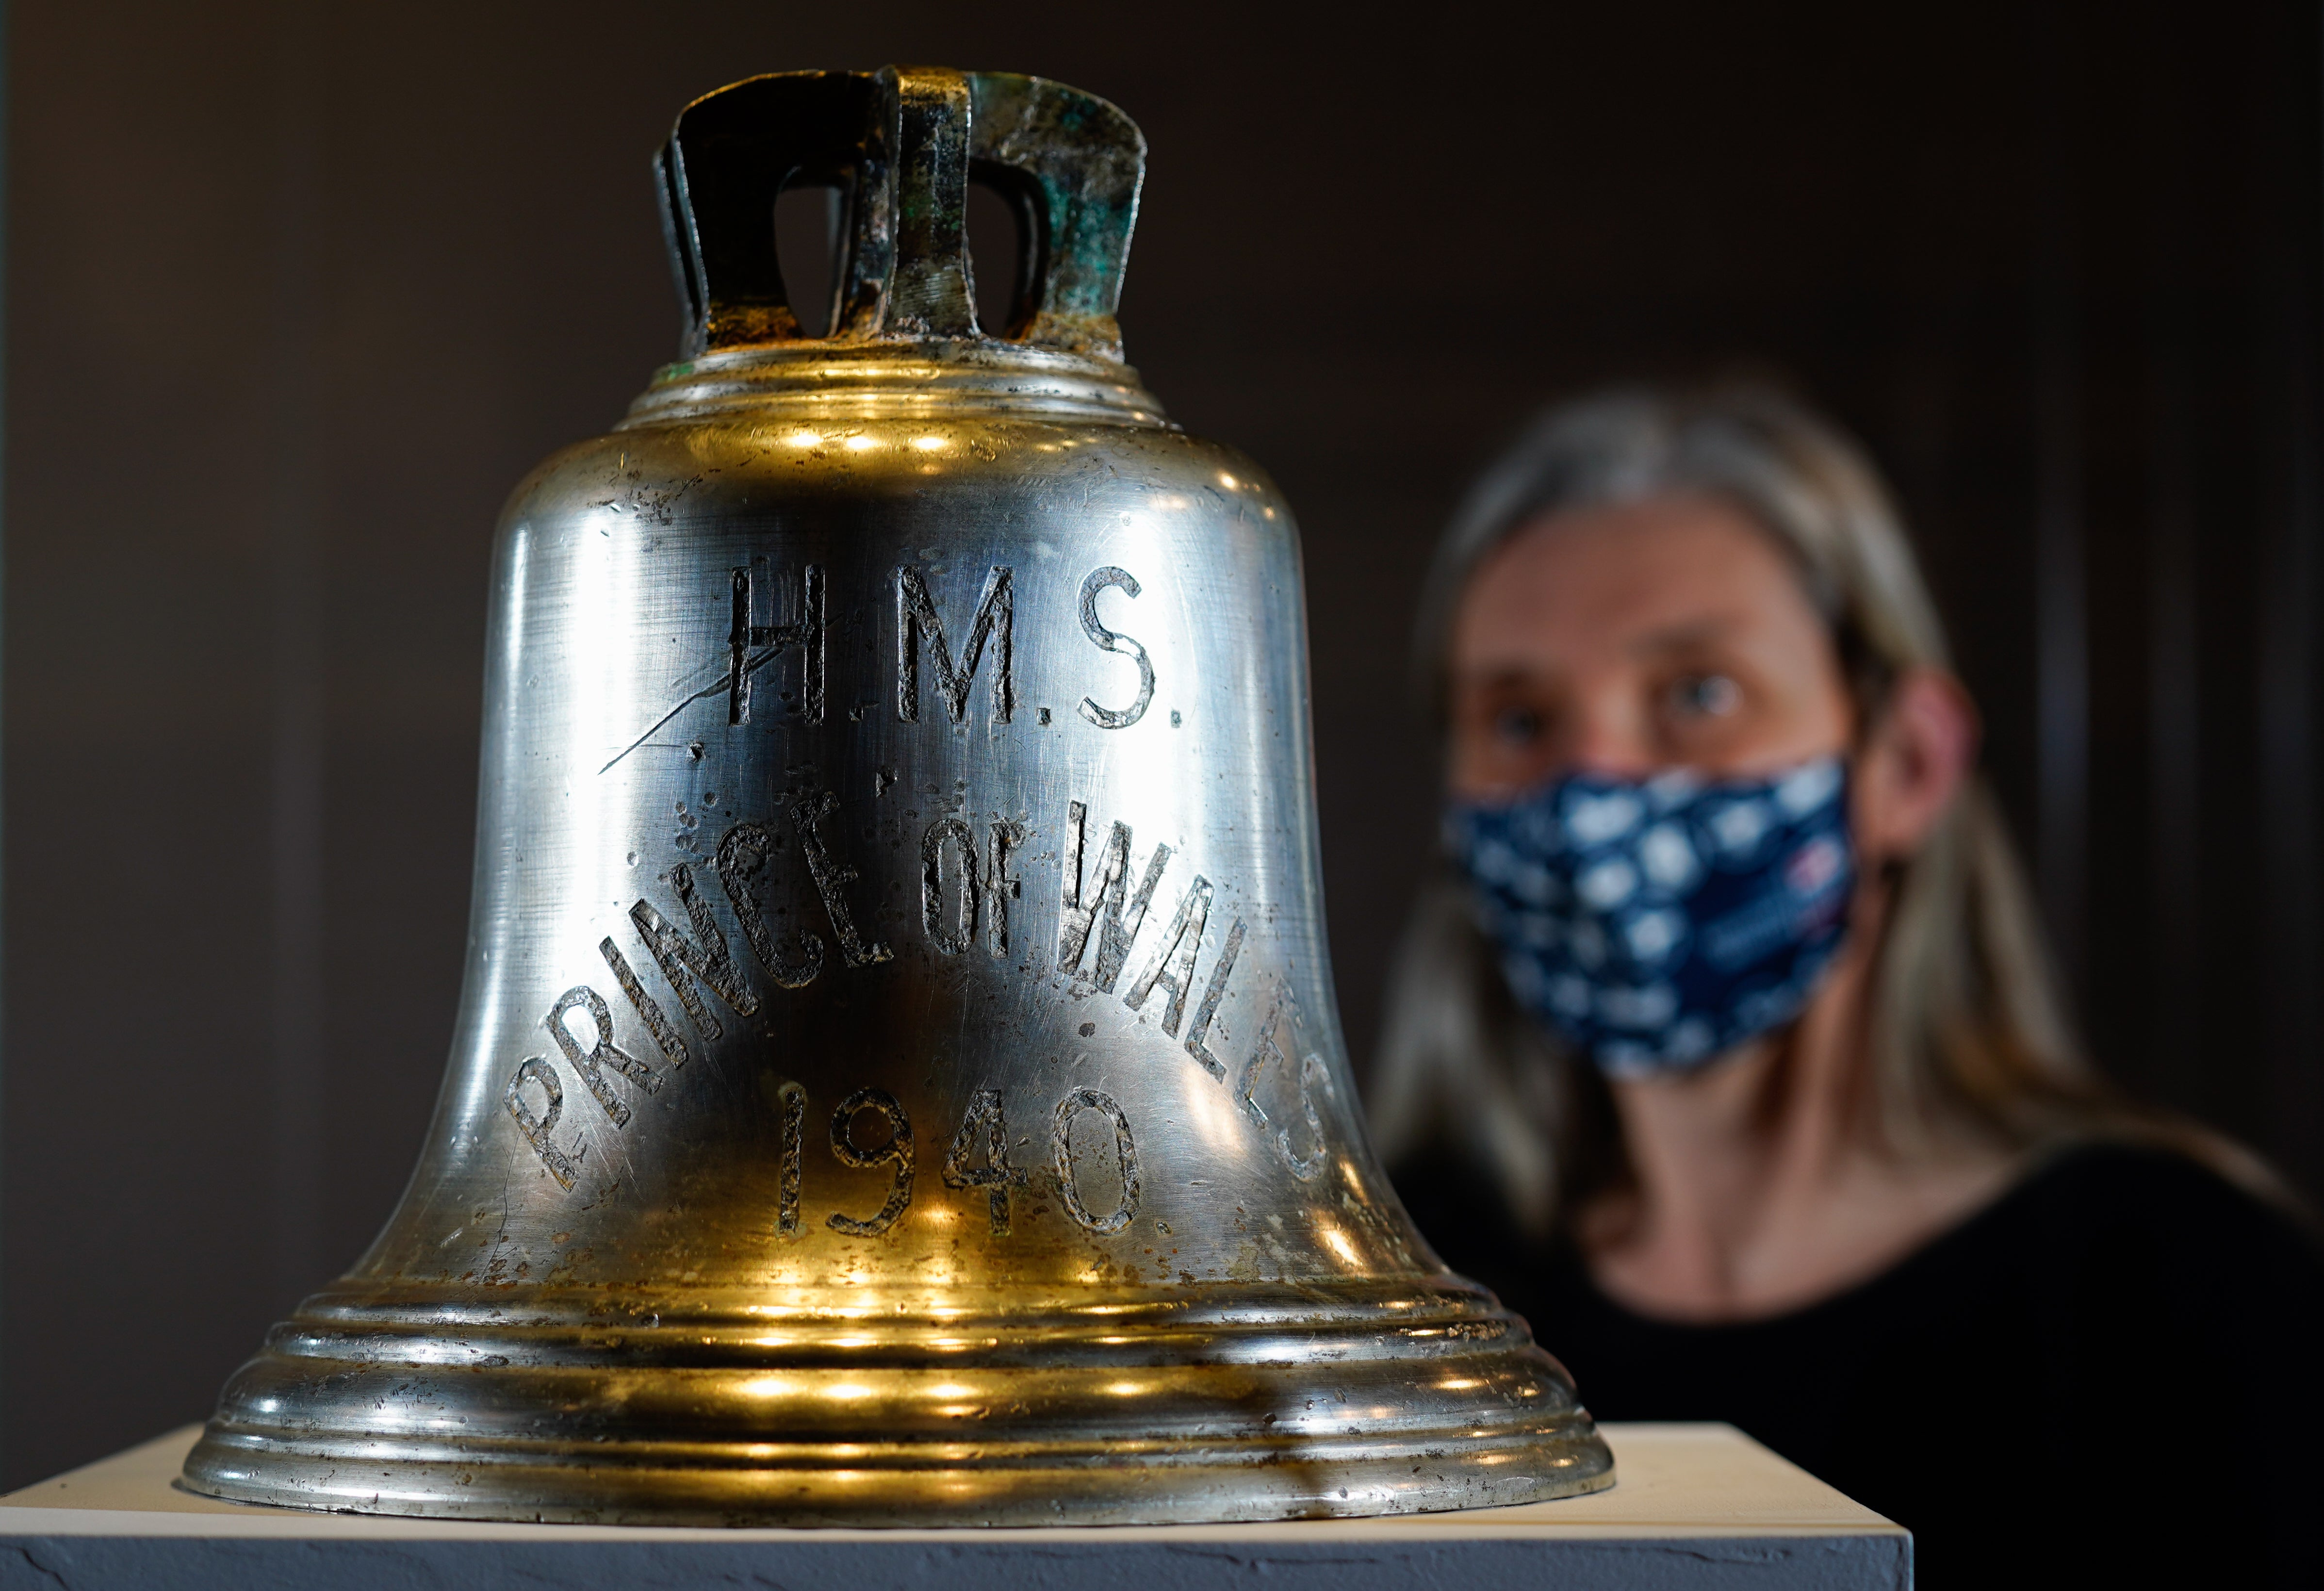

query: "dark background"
left=7, top=0, right=2320, bottom=1487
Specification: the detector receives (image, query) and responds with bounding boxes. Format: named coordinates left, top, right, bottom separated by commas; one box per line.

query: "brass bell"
left=182, top=65, right=1613, bottom=1525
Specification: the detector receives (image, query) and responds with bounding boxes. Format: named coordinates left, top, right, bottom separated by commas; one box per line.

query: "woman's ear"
left=1852, top=668, right=1980, bottom=864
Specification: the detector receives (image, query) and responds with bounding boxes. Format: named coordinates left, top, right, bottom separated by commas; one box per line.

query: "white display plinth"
left=0, top=1422, right=1907, bottom=1590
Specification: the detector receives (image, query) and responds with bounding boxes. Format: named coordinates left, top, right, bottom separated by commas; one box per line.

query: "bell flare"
left=186, top=1277, right=1604, bottom=1525
left=181, top=63, right=1612, bottom=1525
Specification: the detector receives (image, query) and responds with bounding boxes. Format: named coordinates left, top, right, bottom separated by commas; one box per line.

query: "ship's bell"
left=183, top=66, right=1614, bottom=1525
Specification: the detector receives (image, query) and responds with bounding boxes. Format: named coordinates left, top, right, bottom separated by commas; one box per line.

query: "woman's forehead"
left=1451, top=493, right=1829, bottom=675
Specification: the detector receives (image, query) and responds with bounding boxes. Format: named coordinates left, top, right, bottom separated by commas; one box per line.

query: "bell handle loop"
left=966, top=73, right=1146, bottom=360
left=885, top=68, right=979, bottom=338
left=657, top=71, right=890, bottom=358
left=656, top=66, right=1145, bottom=361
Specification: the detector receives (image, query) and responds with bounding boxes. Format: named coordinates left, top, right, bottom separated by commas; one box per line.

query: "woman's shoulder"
left=1913, top=1135, right=2324, bottom=1312
left=1986, top=1137, right=2309, bottom=1237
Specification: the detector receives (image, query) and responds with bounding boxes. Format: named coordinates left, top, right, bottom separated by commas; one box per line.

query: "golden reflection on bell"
left=180, top=64, right=1613, bottom=1525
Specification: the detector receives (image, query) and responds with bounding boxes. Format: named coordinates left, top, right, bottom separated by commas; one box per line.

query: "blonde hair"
left=1371, top=385, right=2259, bottom=1234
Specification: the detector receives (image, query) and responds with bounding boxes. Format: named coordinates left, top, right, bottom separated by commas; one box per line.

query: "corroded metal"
left=181, top=65, right=1613, bottom=1526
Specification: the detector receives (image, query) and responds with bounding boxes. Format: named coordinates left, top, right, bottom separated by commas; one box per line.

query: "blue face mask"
left=1447, top=756, right=1855, bottom=1078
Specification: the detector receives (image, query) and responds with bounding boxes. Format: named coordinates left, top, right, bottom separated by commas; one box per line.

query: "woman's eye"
left=1491, top=705, right=1545, bottom=744
left=1668, top=673, right=1742, bottom=719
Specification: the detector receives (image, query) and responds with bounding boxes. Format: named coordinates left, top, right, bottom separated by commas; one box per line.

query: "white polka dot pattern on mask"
left=1450, top=756, right=1856, bottom=1076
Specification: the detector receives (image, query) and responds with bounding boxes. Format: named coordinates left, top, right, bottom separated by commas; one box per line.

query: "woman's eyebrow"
left=1456, top=665, right=1555, bottom=692
left=1625, top=616, right=1745, bottom=657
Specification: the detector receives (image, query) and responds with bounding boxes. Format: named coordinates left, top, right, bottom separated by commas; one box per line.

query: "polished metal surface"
left=182, top=65, right=1613, bottom=1526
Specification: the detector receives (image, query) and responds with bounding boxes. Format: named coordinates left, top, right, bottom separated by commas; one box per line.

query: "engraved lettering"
left=1282, top=1052, right=1334, bottom=1181
left=600, top=937, right=693, bottom=1068
left=714, top=820, right=824, bottom=988
left=776, top=1080, right=806, bottom=1237
left=896, top=564, right=1014, bottom=724
left=943, top=1089, right=1029, bottom=1234
left=600, top=562, right=823, bottom=773
left=920, top=818, right=982, bottom=955
left=1056, top=801, right=1097, bottom=968
left=1238, top=995, right=1332, bottom=1181
left=729, top=559, right=825, bottom=725
left=727, top=564, right=753, bottom=723
left=629, top=863, right=761, bottom=1043
left=1076, top=566, right=1155, bottom=730
left=828, top=1086, right=914, bottom=1235
left=545, top=985, right=660, bottom=1127
left=793, top=789, right=893, bottom=966
left=1052, top=1087, right=1140, bottom=1235
left=504, top=1056, right=578, bottom=1190
left=984, top=819, right=1026, bottom=957
left=1125, top=876, right=1212, bottom=1035
left=1096, top=839, right=1168, bottom=991
left=1183, top=918, right=1247, bottom=1082
left=1055, top=799, right=1170, bottom=992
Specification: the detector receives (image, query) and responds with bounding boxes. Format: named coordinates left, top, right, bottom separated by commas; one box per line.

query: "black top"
left=1392, top=1143, right=2324, bottom=1587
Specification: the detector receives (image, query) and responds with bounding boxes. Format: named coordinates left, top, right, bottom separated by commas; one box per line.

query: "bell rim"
left=182, top=1267, right=1614, bottom=1525
left=180, top=1413, right=1615, bottom=1527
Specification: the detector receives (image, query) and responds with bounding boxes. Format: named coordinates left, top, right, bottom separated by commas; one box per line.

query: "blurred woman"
left=1372, top=386, right=2323, bottom=1587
